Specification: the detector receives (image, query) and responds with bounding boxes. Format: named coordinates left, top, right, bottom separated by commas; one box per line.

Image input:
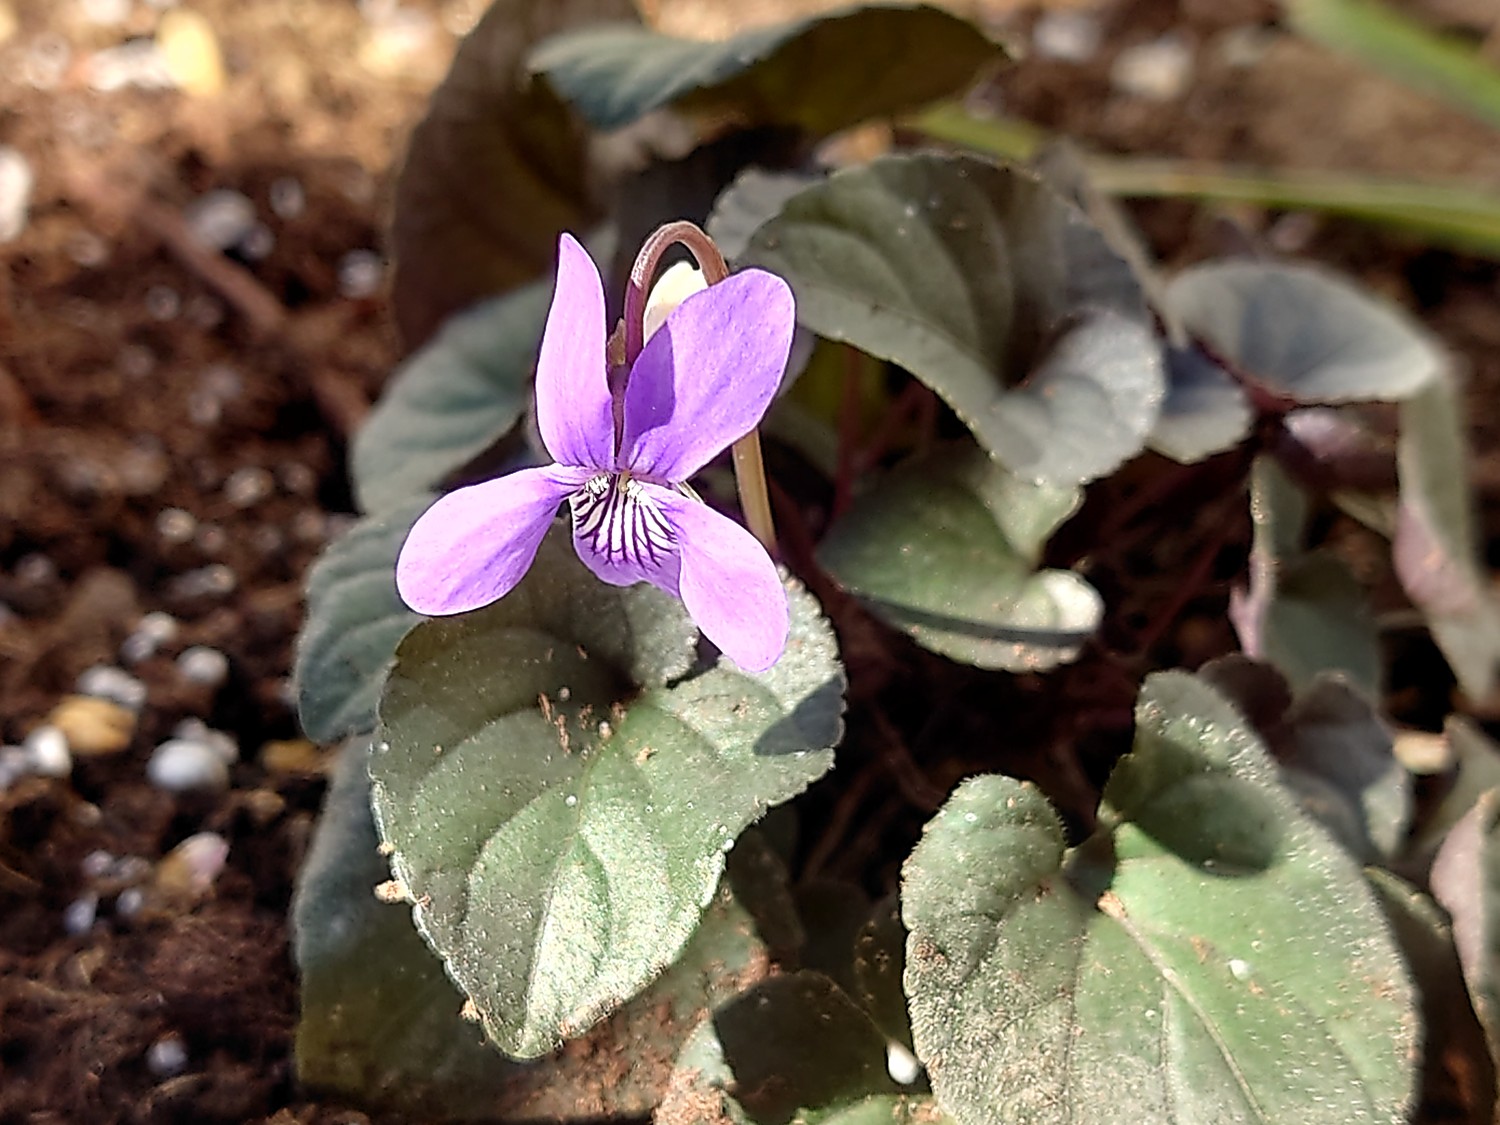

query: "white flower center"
left=569, top=472, right=675, bottom=568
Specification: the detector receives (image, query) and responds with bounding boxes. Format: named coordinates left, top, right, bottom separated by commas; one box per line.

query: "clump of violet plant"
left=395, top=227, right=795, bottom=672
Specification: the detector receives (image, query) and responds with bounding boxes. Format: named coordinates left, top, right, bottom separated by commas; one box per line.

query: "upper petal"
left=395, top=464, right=590, bottom=615
left=652, top=489, right=789, bottom=673
left=535, top=234, right=614, bottom=470
left=618, top=269, right=795, bottom=481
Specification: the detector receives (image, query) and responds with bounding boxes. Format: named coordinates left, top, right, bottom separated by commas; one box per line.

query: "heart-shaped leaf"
left=295, top=739, right=773, bottom=1121
left=391, top=0, right=635, bottom=349
left=1229, top=457, right=1380, bottom=694
left=903, top=672, right=1416, bottom=1125
left=529, top=4, right=1003, bottom=135
left=351, top=282, right=549, bottom=515
left=656, top=973, right=902, bottom=1125
left=1395, top=375, right=1500, bottom=699
left=740, top=153, right=1164, bottom=485
left=1199, top=656, right=1410, bottom=861
left=1431, top=789, right=1500, bottom=1074
left=294, top=498, right=425, bottom=744
left=708, top=167, right=824, bottom=261
left=819, top=443, right=1101, bottom=671
left=1150, top=343, right=1254, bottom=463
left=1165, top=260, right=1444, bottom=406
left=371, top=526, right=844, bottom=1058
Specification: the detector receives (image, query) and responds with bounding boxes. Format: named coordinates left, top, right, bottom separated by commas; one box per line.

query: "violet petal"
left=396, top=465, right=590, bottom=614
left=618, top=269, right=794, bottom=481
left=535, top=234, right=614, bottom=471
left=653, top=490, right=788, bottom=672
left=569, top=478, right=682, bottom=596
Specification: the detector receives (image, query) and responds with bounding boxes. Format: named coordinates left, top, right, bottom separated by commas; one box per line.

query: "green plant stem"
left=625, top=221, right=778, bottom=553
left=1285, top=0, right=1500, bottom=131
left=912, top=105, right=1500, bottom=258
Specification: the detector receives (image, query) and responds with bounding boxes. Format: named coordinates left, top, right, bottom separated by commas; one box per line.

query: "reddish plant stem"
left=624, top=222, right=776, bottom=551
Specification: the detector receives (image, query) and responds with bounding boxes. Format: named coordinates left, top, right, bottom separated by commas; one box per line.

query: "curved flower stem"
left=624, top=221, right=778, bottom=554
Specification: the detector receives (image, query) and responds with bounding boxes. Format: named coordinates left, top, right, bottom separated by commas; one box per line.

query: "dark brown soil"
left=2, top=0, right=1498, bottom=1121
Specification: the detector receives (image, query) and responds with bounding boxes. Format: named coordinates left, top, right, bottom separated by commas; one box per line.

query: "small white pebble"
left=114, top=855, right=153, bottom=883
left=23, top=725, right=72, bottom=778
left=63, top=894, right=99, bottom=936
left=171, top=718, right=237, bottom=763
left=0, top=145, right=34, bottom=243
left=886, top=1041, right=923, bottom=1085
left=176, top=646, right=229, bottom=688
left=115, top=885, right=145, bottom=917
left=156, top=507, right=197, bottom=544
left=145, top=285, right=180, bottom=321
left=165, top=564, right=236, bottom=601
left=0, top=745, right=27, bottom=788
left=183, top=189, right=257, bottom=252
left=1228, top=958, right=1252, bottom=981
left=1032, top=10, right=1102, bottom=63
left=223, top=466, right=274, bottom=508
left=77, top=0, right=131, bottom=26
left=147, top=739, right=230, bottom=792
left=81, top=849, right=115, bottom=879
left=146, top=1034, right=189, bottom=1078
left=121, top=612, right=179, bottom=664
left=77, top=664, right=149, bottom=710
left=15, top=553, right=55, bottom=585
left=337, top=249, right=384, bottom=299
left=1111, top=34, right=1194, bottom=102
left=268, top=177, right=305, bottom=220
left=87, top=39, right=176, bottom=92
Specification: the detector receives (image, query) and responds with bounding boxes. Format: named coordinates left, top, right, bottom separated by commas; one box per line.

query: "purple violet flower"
left=395, top=233, right=796, bottom=673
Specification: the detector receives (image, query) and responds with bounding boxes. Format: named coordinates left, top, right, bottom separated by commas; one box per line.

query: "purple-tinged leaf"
left=1431, top=789, right=1500, bottom=1074
left=1230, top=457, right=1380, bottom=694
left=1165, top=260, right=1444, bottom=406
left=1395, top=376, right=1500, bottom=698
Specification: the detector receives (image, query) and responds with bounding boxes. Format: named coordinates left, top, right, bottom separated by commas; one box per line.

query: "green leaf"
left=529, top=4, right=1003, bottom=136
left=1199, top=656, right=1411, bottom=861
left=903, top=672, right=1417, bottom=1125
left=1165, top=261, right=1444, bottom=406
left=1395, top=375, right=1500, bottom=698
left=819, top=444, right=1100, bottom=671
left=295, top=739, right=773, bottom=1121
left=740, top=153, right=1164, bottom=485
left=390, top=0, right=634, bottom=350
left=371, top=526, right=844, bottom=1058
left=1229, top=458, right=1381, bottom=695
left=351, top=282, right=549, bottom=515
left=1366, top=868, right=1496, bottom=1123
left=1431, top=789, right=1500, bottom=1070
left=294, top=498, right=425, bottom=744
left=1285, top=0, right=1500, bottom=132
left=657, top=973, right=900, bottom=1125
left=708, top=167, right=824, bottom=261
left=1151, top=344, right=1254, bottom=464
